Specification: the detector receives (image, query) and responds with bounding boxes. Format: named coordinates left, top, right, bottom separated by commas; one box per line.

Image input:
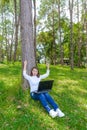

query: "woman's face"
left=32, top=68, right=38, bottom=76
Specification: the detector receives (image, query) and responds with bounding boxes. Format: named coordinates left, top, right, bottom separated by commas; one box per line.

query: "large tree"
left=20, top=0, right=36, bottom=88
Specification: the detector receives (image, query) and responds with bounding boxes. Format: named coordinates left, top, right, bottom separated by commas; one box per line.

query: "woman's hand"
left=23, top=60, right=27, bottom=71
left=46, top=63, right=50, bottom=70
left=24, top=60, right=27, bottom=66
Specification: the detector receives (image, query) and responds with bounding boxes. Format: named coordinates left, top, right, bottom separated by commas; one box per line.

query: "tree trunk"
left=84, top=1, right=87, bottom=65
left=69, top=0, right=74, bottom=70
left=4, top=17, right=9, bottom=62
left=85, top=23, right=87, bottom=65
left=0, top=9, right=4, bottom=62
left=77, top=0, right=81, bottom=67
left=57, top=0, right=64, bottom=65
left=20, top=0, right=36, bottom=88
left=33, top=0, right=36, bottom=64
left=52, top=1, right=56, bottom=65
left=14, top=0, right=19, bottom=62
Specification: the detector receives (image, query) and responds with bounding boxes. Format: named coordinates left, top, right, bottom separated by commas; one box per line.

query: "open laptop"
left=34, top=80, right=54, bottom=94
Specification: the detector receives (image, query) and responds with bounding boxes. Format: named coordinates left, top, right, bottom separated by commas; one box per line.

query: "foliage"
left=36, top=0, right=87, bottom=67
left=0, top=62, right=87, bottom=130
left=0, top=0, right=87, bottom=66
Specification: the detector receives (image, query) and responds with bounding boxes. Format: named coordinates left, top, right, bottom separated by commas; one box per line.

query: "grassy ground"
left=0, top=62, right=87, bottom=130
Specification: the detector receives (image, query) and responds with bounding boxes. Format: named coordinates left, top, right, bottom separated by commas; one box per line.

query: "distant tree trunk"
left=20, top=0, right=36, bottom=88
left=69, top=0, right=74, bottom=70
left=14, top=0, right=19, bottom=62
left=9, top=17, right=14, bottom=61
left=50, top=41, right=54, bottom=64
left=53, top=9, right=56, bottom=65
left=0, top=9, right=4, bottom=62
left=9, top=30, right=14, bottom=61
left=33, top=0, right=36, bottom=64
left=4, top=17, right=9, bottom=62
left=85, top=24, right=87, bottom=65
left=84, top=1, right=87, bottom=65
left=0, top=43, right=3, bottom=62
left=52, top=1, right=56, bottom=65
left=57, top=0, right=64, bottom=65
left=77, top=0, right=81, bottom=67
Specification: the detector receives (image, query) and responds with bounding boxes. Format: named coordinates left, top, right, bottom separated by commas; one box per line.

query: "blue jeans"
left=30, top=92, right=58, bottom=113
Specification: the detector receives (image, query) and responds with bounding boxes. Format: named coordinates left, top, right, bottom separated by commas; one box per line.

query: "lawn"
left=0, top=62, right=87, bottom=130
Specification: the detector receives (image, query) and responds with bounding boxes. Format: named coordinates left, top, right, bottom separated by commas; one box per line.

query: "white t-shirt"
left=23, top=69, right=50, bottom=92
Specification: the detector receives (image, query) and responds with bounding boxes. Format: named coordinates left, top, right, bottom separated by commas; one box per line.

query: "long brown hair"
left=30, top=67, right=40, bottom=77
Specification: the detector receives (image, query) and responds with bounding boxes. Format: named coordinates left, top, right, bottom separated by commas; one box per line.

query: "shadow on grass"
left=0, top=87, right=63, bottom=130
left=0, top=80, right=9, bottom=105
left=51, top=85, right=87, bottom=130
left=0, top=63, right=21, bottom=76
left=0, top=63, right=87, bottom=130
left=10, top=81, right=87, bottom=130
left=0, top=82, right=87, bottom=130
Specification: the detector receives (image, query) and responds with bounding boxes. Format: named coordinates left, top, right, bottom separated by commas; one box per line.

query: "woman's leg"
left=30, top=92, right=39, bottom=100
left=44, top=93, right=65, bottom=117
left=30, top=92, right=51, bottom=112
left=44, top=93, right=58, bottom=111
left=30, top=92, right=58, bottom=118
left=38, top=93, right=52, bottom=113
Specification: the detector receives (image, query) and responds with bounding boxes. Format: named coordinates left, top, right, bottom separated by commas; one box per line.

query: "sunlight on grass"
left=58, top=79, right=79, bottom=86
left=0, top=63, right=87, bottom=130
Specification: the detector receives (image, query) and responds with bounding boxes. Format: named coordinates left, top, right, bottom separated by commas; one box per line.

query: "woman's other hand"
left=24, top=60, right=27, bottom=66
left=46, top=63, right=50, bottom=70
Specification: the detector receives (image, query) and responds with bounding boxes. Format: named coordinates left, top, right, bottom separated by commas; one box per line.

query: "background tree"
left=33, top=0, right=37, bottom=64
left=20, top=0, right=36, bottom=88
left=0, top=0, right=87, bottom=69
left=69, top=0, right=74, bottom=70
left=77, top=0, right=81, bottom=67
left=57, top=0, right=64, bottom=65
left=84, top=0, right=87, bottom=65
left=13, top=0, right=19, bottom=62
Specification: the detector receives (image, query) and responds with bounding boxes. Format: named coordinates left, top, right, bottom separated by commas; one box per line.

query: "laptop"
left=34, top=80, right=54, bottom=93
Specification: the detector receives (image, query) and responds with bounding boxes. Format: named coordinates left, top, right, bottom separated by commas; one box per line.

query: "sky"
left=35, top=0, right=82, bottom=23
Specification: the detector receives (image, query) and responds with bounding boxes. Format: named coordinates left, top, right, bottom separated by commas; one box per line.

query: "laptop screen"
left=38, top=80, right=54, bottom=92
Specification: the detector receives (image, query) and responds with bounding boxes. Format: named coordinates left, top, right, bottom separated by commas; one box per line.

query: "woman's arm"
left=40, top=63, right=50, bottom=79
left=23, top=60, right=30, bottom=80
left=23, top=60, right=27, bottom=71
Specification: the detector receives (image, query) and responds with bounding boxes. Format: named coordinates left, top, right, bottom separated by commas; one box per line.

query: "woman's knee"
left=44, top=92, right=50, bottom=97
left=38, top=93, right=45, bottom=99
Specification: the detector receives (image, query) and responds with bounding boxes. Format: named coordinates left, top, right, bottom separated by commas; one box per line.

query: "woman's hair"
left=30, top=67, right=40, bottom=77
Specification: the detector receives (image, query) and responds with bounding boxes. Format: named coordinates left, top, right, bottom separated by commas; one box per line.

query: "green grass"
left=0, top=62, right=87, bottom=130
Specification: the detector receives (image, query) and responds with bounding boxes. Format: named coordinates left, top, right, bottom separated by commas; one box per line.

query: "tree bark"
left=20, top=0, right=36, bottom=88
left=77, top=0, right=81, bottom=67
left=33, top=0, right=36, bottom=64
left=57, top=0, right=64, bottom=65
left=14, top=0, right=19, bottom=62
left=69, top=0, right=74, bottom=70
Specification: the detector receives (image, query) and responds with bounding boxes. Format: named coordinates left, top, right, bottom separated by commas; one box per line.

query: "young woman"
left=23, top=60, right=65, bottom=118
